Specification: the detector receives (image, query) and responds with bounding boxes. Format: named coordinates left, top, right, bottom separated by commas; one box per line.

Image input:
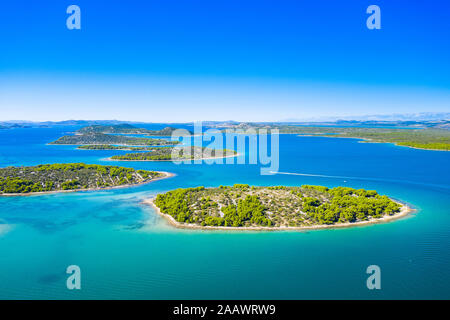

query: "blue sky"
left=0, top=0, right=449, bottom=122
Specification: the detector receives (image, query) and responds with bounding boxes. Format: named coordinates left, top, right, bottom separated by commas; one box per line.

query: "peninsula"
left=214, top=123, right=450, bottom=151
left=147, top=184, right=412, bottom=230
left=0, top=163, right=171, bottom=195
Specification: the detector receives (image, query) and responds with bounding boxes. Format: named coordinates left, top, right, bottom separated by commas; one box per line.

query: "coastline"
left=143, top=197, right=415, bottom=232
left=47, top=143, right=176, bottom=147
left=76, top=145, right=179, bottom=150
left=104, top=153, right=240, bottom=162
left=0, top=171, right=175, bottom=197
left=296, top=134, right=449, bottom=152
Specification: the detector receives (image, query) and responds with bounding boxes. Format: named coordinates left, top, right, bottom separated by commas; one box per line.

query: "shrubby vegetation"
left=218, top=123, right=450, bottom=151
left=111, top=147, right=237, bottom=161
left=50, top=133, right=177, bottom=146
left=77, top=124, right=188, bottom=136
left=153, top=184, right=402, bottom=228
left=0, top=163, right=162, bottom=194
left=77, top=145, right=159, bottom=151
left=293, top=128, right=450, bottom=151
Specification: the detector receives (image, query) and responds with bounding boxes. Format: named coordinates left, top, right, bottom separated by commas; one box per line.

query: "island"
left=77, top=144, right=158, bottom=151
left=146, top=184, right=412, bottom=230
left=108, top=146, right=238, bottom=161
left=0, top=163, right=172, bottom=195
left=77, top=124, right=190, bottom=136
left=0, top=124, right=32, bottom=129
left=49, top=133, right=178, bottom=146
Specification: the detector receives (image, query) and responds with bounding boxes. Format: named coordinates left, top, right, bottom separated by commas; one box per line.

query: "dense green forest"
left=77, top=124, right=189, bottom=136
left=219, top=124, right=450, bottom=151
left=50, top=133, right=177, bottom=146
left=0, top=163, right=162, bottom=194
left=153, top=184, right=402, bottom=228
left=77, top=144, right=158, bottom=151
left=111, top=147, right=237, bottom=161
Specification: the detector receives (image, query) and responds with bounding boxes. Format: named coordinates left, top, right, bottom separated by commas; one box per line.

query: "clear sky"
left=1, top=0, right=449, bottom=122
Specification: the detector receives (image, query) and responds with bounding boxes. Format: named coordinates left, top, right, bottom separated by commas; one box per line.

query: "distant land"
left=3, top=118, right=449, bottom=151
left=1, top=112, right=449, bottom=128
left=147, top=184, right=411, bottom=230
left=206, top=119, right=450, bottom=130
left=212, top=123, right=450, bottom=151
left=279, top=112, right=450, bottom=123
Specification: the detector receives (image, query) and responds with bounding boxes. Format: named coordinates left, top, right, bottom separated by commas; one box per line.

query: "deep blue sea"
left=0, top=125, right=449, bottom=299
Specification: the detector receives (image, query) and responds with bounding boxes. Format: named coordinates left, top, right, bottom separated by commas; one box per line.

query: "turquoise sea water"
left=0, top=126, right=449, bottom=299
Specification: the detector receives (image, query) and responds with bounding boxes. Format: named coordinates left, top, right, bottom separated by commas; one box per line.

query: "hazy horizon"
left=2, top=111, right=450, bottom=124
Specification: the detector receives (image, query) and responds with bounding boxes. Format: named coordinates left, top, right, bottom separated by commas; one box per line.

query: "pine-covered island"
left=146, top=184, right=413, bottom=230
left=49, top=133, right=178, bottom=146
left=0, top=163, right=172, bottom=195
left=108, top=146, right=238, bottom=161
left=76, top=124, right=189, bottom=136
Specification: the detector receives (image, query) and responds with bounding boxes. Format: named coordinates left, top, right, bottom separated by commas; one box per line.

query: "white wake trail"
left=270, top=171, right=352, bottom=180
left=269, top=171, right=450, bottom=191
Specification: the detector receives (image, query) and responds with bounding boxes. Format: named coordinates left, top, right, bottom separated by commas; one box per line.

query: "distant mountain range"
left=0, top=120, right=127, bottom=127
left=204, top=119, right=450, bottom=130
left=1, top=113, right=449, bottom=130
left=280, top=112, right=450, bottom=123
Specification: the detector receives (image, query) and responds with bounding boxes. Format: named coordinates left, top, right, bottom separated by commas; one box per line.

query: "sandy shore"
left=0, top=171, right=175, bottom=197
left=144, top=198, right=415, bottom=232
left=104, top=153, right=240, bottom=162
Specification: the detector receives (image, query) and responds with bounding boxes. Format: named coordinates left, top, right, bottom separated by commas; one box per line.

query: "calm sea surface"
left=0, top=125, right=449, bottom=299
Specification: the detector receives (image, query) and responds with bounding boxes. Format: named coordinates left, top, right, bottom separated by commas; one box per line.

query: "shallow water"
left=0, top=126, right=449, bottom=299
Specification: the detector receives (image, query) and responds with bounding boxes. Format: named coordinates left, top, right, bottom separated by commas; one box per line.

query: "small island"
left=0, top=163, right=171, bottom=195
left=146, top=184, right=412, bottom=230
left=109, top=146, right=238, bottom=161
left=50, top=133, right=177, bottom=146
left=77, top=144, right=158, bottom=151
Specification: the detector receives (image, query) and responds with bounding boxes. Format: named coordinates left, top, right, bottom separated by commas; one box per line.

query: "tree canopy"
left=153, top=184, right=402, bottom=228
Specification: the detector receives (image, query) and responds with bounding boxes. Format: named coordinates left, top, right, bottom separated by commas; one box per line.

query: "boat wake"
left=271, top=171, right=353, bottom=179
left=270, top=171, right=450, bottom=192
